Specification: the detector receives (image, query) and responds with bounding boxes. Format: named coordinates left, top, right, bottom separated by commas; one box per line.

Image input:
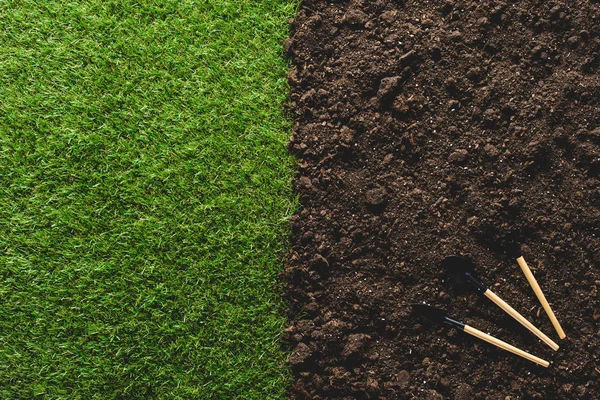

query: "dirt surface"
left=283, top=1, right=600, bottom=398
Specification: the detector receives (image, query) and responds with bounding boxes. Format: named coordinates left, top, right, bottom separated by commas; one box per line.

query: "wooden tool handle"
left=464, top=325, right=550, bottom=367
left=517, top=256, right=566, bottom=339
left=484, top=289, right=559, bottom=351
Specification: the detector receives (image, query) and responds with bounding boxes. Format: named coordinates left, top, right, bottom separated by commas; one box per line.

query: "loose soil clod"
left=285, top=0, right=599, bottom=398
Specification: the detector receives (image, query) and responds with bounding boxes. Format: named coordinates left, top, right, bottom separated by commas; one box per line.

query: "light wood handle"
left=484, top=289, right=559, bottom=351
left=464, top=325, right=550, bottom=367
left=517, top=256, right=566, bottom=339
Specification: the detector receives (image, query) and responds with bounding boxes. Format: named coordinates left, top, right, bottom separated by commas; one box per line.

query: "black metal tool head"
left=441, top=255, right=487, bottom=294
left=412, top=303, right=447, bottom=325
left=495, top=230, right=524, bottom=258
left=504, top=237, right=522, bottom=259
left=411, top=304, right=465, bottom=330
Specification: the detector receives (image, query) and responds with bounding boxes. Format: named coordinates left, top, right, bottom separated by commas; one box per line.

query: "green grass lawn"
left=0, top=1, right=296, bottom=398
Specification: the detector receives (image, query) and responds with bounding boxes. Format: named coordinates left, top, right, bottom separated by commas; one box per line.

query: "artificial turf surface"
left=0, top=1, right=297, bottom=398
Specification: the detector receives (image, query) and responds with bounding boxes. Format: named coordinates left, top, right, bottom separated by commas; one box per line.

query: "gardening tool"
left=412, top=304, right=549, bottom=367
left=515, top=254, right=566, bottom=339
left=442, top=256, right=559, bottom=351
left=505, top=238, right=566, bottom=339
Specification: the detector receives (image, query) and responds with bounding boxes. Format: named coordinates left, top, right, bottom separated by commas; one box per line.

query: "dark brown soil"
left=283, top=0, right=600, bottom=399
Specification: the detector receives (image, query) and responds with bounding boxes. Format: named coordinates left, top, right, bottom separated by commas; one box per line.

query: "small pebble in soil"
left=395, top=370, right=410, bottom=389
left=377, top=76, right=402, bottom=103
left=344, top=8, right=368, bottom=26
left=449, top=31, right=463, bottom=41
left=342, top=333, right=371, bottom=358
left=483, top=143, right=500, bottom=158
left=482, top=108, right=500, bottom=125
left=448, top=149, right=469, bottom=164
left=365, top=186, right=389, bottom=210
